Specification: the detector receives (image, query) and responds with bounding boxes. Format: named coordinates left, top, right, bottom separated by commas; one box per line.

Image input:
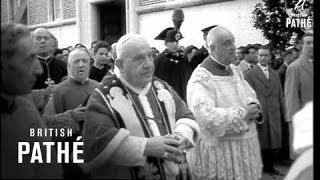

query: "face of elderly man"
left=68, top=49, right=91, bottom=82
left=116, top=35, right=154, bottom=88
left=33, top=28, right=53, bottom=57
left=207, top=27, right=236, bottom=65
left=1, top=35, right=43, bottom=95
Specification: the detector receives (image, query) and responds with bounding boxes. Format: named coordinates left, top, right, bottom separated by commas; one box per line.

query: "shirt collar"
left=209, top=55, right=229, bottom=71
left=258, top=63, right=268, bottom=70
left=36, top=55, right=51, bottom=61
left=70, top=76, right=89, bottom=85
left=117, top=73, right=151, bottom=95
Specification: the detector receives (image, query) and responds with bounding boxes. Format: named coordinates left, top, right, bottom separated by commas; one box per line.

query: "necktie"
left=263, top=68, right=269, bottom=79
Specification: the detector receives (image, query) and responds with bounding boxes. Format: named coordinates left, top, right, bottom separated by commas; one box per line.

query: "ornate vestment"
left=186, top=57, right=262, bottom=180
left=82, top=74, right=199, bottom=179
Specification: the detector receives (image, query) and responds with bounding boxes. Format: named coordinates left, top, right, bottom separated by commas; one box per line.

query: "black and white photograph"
left=1, top=0, right=314, bottom=179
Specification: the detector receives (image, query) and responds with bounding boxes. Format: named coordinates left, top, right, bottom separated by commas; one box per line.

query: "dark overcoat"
left=244, top=65, right=285, bottom=150
left=154, top=49, right=192, bottom=102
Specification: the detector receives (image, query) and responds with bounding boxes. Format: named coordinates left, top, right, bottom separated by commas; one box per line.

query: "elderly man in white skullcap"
left=82, top=33, right=200, bottom=179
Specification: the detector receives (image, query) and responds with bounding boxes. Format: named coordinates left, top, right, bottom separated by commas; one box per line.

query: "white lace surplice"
left=186, top=65, right=262, bottom=180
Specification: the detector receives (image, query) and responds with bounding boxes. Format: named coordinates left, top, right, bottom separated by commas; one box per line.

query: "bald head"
left=33, top=27, right=53, bottom=57
left=68, top=48, right=90, bottom=64
left=68, top=48, right=90, bottom=82
left=33, top=27, right=50, bottom=37
left=206, top=26, right=236, bottom=65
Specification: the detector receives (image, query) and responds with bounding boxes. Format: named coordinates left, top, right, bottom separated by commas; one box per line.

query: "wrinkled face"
left=236, top=48, right=244, bottom=60
left=68, top=50, right=90, bottom=82
left=165, top=41, right=179, bottom=52
left=302, top=36, right=313, bottom=59
left=94, top=47, right=112, bottom=66
left=211, top=31, right=236, bottom=65
left=258, top=49, right=271, bottom=67
left=117, top=38, right=154, bottom=89
left=1, top=37, right=43, bottom=95
left=33, top=29, right=53, bottom=56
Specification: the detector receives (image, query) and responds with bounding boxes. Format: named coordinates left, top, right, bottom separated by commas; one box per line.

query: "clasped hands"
left=144, top=133, right=188, bottom=164
left=244, top=103, right=261, bottom=122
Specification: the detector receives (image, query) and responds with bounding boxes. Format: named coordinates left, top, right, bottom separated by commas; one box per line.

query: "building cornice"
left=28, top=18, right=76, bottom=30
left=136, top=0, right=233, bottom=14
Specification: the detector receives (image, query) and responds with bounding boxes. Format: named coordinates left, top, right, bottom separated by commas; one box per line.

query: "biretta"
left=155, top=27, right=183, bottom=42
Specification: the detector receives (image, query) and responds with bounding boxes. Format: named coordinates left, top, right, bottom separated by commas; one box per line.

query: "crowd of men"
left=1, top=21, right=313, bottom=180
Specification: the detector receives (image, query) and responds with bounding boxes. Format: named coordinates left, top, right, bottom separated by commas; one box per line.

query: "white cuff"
left=174, top=118, right=200, bottom=148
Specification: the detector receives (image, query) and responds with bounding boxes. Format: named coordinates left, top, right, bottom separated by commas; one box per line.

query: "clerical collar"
left=93, top=63, right=105, bottom=70
left=36, top=55, right=51, bottom=61
left=257, top=63, right=268, bottom=70
left=70, top=76, right=89, bottom=85
left=210, top=55, right=229, bottom=71
left=117, top=74, right=151, bottom=95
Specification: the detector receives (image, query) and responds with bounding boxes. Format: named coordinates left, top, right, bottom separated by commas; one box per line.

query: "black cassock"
left=33, top=56, right=67, bottom=89
left=154, top=49, right=192, bottom=102
left=190, top=46, right=209, bottom=71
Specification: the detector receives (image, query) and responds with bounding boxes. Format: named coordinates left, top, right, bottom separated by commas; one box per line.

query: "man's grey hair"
left=1, top=23, right=31, bottom=61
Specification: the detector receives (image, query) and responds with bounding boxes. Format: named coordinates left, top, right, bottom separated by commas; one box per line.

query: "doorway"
left=98, top=0, right=126, bottom=44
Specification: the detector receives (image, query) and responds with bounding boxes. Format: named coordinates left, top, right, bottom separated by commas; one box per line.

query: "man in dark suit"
left=245, top=46, right=286, bottom=176
left=89, top=41, right=113, bottom=82
left=277, top=45, right=299, bottom=164
left=190, top=25, right=217, bottom=70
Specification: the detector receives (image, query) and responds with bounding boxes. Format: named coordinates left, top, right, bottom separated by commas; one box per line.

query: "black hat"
left=201, top=25, right=218, bottom=33
left=155, top=27, right=183, bottom=42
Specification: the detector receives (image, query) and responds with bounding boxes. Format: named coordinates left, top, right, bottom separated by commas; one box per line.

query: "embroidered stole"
left=99, top=77, right=177, bottom=180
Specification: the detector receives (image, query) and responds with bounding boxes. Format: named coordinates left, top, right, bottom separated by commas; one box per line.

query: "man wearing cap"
left=154, top=27, right=192, bottom=102
left=190, top=25, right=217, bottom=70
left=277, top=45, right=299, bottom=164
left=82, top=33, right=199, bottom=179
left=187, top=26, right=262, bottom=180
